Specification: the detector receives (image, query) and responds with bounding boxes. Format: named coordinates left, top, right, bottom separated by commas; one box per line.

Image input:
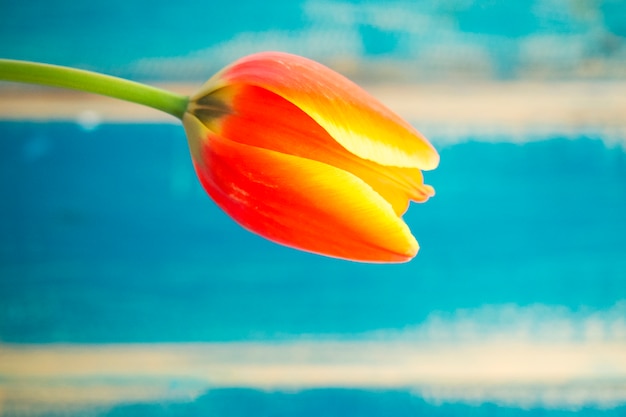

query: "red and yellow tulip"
left=183, top=51, right=439, bottom=263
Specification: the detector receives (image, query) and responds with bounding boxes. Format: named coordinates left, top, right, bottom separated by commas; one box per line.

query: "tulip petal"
left=191, top=84, right=434, bottom=215
left=183, top=113, right=419, bottom=263
left=193, top=51, right=439, bottom=171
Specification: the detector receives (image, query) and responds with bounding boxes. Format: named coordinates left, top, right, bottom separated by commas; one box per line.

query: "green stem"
left=0, top=59, right=189, bottom=120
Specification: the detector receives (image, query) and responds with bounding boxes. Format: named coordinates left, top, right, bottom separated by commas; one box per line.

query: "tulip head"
left=183, top=51, right=439, bottom=263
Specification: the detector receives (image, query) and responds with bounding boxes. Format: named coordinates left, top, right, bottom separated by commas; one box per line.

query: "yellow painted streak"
left=2, top=82, right=626, bottom=129
left=0, top=340, right=626, bottom=392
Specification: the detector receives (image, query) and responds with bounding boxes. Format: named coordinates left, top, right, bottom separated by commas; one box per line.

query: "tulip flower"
left=0, top=52, right=439, bottom=263
left=183, top=52, right=438, bottom=262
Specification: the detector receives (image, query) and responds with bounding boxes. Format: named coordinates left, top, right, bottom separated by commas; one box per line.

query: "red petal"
left=199, top=84, right=434, bottom=215
left=194, top=51, right=439, bottom=171
left=184, top=114, right=419, bottom=263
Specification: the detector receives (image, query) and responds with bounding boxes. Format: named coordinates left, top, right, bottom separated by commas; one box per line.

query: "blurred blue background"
left=1, top=1, right=626, bottom=416
left=1, top=0, right=625, bottom=81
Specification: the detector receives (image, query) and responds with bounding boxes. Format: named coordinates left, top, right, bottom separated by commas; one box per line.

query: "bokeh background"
left=1, top=1, right=626, bottom=416
left=2, top=0, right=626, bottom=81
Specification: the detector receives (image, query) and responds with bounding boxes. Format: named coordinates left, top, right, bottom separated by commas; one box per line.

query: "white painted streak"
left=1, top=303, right=625, bottom=412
